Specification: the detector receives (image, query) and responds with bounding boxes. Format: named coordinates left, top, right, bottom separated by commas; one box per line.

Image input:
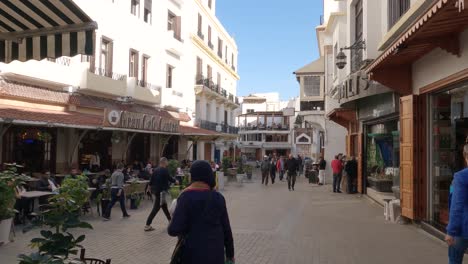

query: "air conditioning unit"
left=216, top=125, right=222, bottom=132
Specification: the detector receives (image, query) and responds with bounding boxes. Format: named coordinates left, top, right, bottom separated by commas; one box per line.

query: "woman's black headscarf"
left=190, top=160, right=216, bottom=189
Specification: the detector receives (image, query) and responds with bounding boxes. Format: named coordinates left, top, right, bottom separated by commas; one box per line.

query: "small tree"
left=167, top=160, right=180, bottom=178
left=222, top=157, right=231, bottom=174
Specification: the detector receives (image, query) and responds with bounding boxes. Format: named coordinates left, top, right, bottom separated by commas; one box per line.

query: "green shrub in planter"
left=168, top=160, right=180, bottom=178
left=0, top=169, right=18, bottom=222
left=222, top=157, right=231, bottom=174
left=18, top=174, right=93, bottom=263
left=169, top=186, right=181, bottom=199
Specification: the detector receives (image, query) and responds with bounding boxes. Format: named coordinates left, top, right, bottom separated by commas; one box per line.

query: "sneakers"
left=103, top=217, right=110, bottom=221
left=123, top=214, right=131, bottom=218
left=144, top=226, right=155, bottom=232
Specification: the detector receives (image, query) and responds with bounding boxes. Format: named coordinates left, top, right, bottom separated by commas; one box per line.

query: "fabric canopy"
left=0, top=0, right=97, bottom=63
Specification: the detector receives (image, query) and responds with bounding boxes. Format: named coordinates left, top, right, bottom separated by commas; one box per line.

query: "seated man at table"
left=14, top=183, right=30, bottom=225
left=38, top=173, right=59, bottom=194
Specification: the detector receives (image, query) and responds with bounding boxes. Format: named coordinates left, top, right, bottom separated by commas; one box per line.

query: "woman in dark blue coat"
left=168, top=160, right=235, bottom=264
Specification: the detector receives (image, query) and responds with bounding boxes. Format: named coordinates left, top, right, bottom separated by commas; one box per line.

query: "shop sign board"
left=337, top=71, right=393, bottom=106
left=104, top=109, right=179, bottom=133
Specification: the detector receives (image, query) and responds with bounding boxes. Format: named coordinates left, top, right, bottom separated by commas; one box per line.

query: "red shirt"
left=331, top=159, right=343, bottom=174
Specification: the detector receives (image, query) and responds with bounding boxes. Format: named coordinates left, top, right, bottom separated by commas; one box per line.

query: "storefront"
left=2, top=126, right=57, bottom=173
left=78, top=130, right=112, bottom=172
left=428, top=83, right=468, bottom=231
left=366, top=0, right=468, bottom=222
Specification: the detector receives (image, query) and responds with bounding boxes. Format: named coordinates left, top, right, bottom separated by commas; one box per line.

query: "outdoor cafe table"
left=125, top=180, right=150, bottom=184
left=20, top=191, right=54, bottom=213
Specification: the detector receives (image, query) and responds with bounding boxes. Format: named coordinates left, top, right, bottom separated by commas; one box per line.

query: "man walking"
left=297, top=155, right=304, bottom=177
left=331, top=154, right=344, bottom=193
left=260, top=156, right=270, bottom=186
left=270, top=156, right=277, bottom=184
left=318, top=157, right=326, bottom=186
left=285, top=154, right=299, bottom=191
left=446, top=143, right=468, bottom=264
left=145, top=157, right=175, bottom=231
left=345, top=156, right=358, bottom=194
left=103, top=163, right=130, bottom=220
left=277, top=156, right=285, bottom=181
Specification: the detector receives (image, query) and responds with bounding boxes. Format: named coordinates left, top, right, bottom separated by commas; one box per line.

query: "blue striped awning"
left=0, top=0, right=97, bottom=63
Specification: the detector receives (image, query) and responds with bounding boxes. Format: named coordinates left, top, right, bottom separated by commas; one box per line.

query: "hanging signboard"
left=103, top=109, right=179, bottom=133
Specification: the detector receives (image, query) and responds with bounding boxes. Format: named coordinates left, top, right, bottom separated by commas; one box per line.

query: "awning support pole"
left=124, top=133, right=137, bottom=162
left=68, top=129, right=89, bottom=170
left=0, top=123, right=12, bottom=164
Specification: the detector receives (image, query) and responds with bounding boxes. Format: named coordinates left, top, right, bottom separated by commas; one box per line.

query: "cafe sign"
left=104, top=109, right=179, bottom=133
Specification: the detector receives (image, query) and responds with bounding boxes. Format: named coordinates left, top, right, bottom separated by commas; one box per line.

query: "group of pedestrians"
left=331, top=153, right=357, bottom=194
left=260, top=154, right=302, bottom=191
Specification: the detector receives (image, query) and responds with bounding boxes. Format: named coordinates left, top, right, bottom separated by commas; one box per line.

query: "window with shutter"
left=142, top=55, right=149, bottom=83
left=303, top=76, right=321, bottom=97
left=196, top=57, right=203, bottom=81
left=166, top=65, right=174, bottom=88
left=100, top=37, right=113, bottom=77
left=208, top=26, right=213, bottom=48
left=131, top=0, right=139, bottom=16
left=388, top=0, right=410, bottom=30
left=129, top=49, right=139, bottom=78
left=217, top=38, right=223, bottom=58
left=197, top=14, right=203, bottom=38
left=144, top=0, right=152, bottom=23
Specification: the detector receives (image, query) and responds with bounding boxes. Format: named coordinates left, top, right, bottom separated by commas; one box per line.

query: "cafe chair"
left=80, top=248, right=111, bottom=264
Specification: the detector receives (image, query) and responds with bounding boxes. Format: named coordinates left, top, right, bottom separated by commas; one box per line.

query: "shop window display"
left=365, top=121, right=400, bottom=195
left=431, top=86, right=468, bottom=230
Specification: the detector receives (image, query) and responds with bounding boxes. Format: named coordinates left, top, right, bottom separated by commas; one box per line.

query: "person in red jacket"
left=331, top=154, right=344, bottom=193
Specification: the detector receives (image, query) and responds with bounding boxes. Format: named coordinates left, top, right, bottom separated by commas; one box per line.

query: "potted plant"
left=244, top=165, right=253, bottom=180
left=167, top=159, right=180, bottom=178
left=236, top=161, right=245, bottom=184
left=128, top=181, right=142, bottom=210
left=0, top=168, right=20, bottom=246
left=99, top=179, right=111, bottom=215
left=18, top=175, right=95, bottom=263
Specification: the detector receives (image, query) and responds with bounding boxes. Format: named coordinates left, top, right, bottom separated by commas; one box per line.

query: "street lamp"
left=336, top=50, right=347, bottom=69
left=335, top=40, right=367, bottom=70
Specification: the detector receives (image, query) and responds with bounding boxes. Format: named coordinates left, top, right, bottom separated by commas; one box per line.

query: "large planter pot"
left=368, top=178, right=393, bottom=193
left=236, top=174, right=245, bottom=184
left=0, top=218, right=13, bottom=246
left=217, top=172, right=225, bottom=191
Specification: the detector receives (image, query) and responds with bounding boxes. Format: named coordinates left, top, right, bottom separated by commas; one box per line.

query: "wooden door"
left=357, top=133, right=363, bottom=193
left=400, top=95, right=418, bottom=219
left=204, top=143, right=212, bottom=161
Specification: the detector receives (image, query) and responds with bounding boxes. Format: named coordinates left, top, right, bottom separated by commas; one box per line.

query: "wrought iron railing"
left=208, top=42, right=214, bottom=50
left=92, top=67, right=126, bottom=81
left=351, top=41, right=364, bottom=73
left=231, top=65, right=236, bottom=72
left=239, top=124, right=290, bottom=131
left=137, top=80, right=160, bottom=91
left=197, top=119, right=239, bottom=134
left=197, top=31, right=204, bottom=40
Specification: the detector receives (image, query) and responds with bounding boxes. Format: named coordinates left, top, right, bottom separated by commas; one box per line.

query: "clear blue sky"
left=216, top=0, right=323, bottom=100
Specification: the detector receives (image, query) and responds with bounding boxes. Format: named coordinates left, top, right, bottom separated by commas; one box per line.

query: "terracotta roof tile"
left=177, top=112, right=191, bottom=122
left=179, top=125, right=220, bottom=136
left=0, top=104, right=102, bottom=127
left=0, top=80, right=70, bottom=105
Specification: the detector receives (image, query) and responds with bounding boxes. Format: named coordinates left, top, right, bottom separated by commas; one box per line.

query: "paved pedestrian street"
left=0, top=172, right=460, bottom=264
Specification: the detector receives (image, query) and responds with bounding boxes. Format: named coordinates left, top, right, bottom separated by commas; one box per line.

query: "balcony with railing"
left=196, top=119, right=239, bottom=134
left=238, top=112, right=291, bottom=133
left=197, top=31, right=205, bottom=40
left=195, top=75, right=239, bottom=108
left=131, top=79, right=161, bottom=105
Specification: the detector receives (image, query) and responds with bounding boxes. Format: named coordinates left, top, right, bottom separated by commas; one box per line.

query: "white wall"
left=412, top=29, right=468, bottom=94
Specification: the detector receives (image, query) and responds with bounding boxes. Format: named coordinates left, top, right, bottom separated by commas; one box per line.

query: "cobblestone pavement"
left=0, top=171, right=460, bottom=264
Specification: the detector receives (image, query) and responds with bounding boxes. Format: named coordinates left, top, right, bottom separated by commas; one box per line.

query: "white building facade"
left=0, top=0, right=239, bottom=172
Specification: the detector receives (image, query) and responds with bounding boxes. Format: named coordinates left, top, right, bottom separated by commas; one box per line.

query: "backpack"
left=261, top=161, right=269, bottom=171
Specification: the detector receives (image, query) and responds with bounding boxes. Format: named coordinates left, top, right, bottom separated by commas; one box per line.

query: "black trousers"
left=287, top=172, right=297, bottom=190
left=347, top=176, right=356, bottom=193
left=105, top=188, right=129, bottom=218
left=270, top=171, right=276, bottom=184
left=261, top=171, right=269, bottom=185
left=146, top=191, right=171, bottom=226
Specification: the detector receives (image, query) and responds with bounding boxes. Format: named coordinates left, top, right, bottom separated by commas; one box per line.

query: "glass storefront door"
left=430, top=84, right=468, bottom=231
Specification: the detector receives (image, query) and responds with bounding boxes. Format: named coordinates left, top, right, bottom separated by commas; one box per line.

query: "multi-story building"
left=293, top=57, right=327, bottom=164
left=188, top=0, right=241, bottom=162
left=0, top=0, right=239, bottom=173
left=318, top=0, right=468, bottom=235
left=236, top=93, right=296, bottom=161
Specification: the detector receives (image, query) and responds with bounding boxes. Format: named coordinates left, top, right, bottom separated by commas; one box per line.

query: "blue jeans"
left=105, top=188, right=128, bottom=218
left=449, top=237, right=468, bottom=264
